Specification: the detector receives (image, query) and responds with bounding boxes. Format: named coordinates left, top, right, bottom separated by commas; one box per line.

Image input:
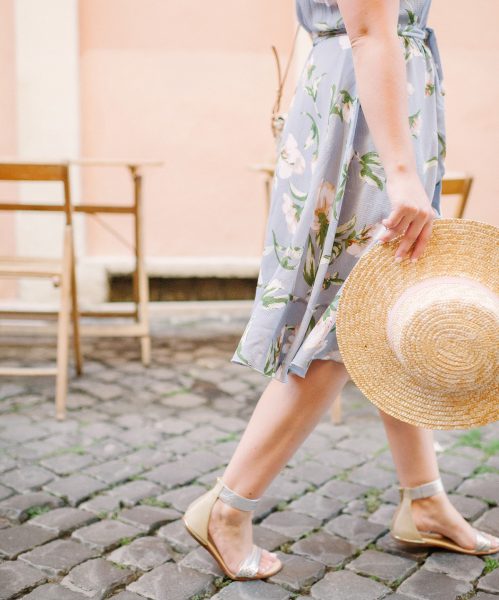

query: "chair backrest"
left=0, top=162, right=73, bottom=224
left=441, top=173, right=473, bottom=219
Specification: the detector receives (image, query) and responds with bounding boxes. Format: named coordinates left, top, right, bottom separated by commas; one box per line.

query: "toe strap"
left=235, top=544, right=262, bottom=578
left=474, top=529, right=497, bottom=552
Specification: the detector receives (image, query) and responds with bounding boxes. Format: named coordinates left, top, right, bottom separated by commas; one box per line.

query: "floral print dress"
left=231, top=0, right=446, bottom=383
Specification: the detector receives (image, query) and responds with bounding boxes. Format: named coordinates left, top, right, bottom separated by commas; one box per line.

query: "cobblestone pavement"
left=0, top=314, right=498, bottom=600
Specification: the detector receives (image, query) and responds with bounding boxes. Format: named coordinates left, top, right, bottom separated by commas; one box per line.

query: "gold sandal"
left=182, top=477, right=283, bottom=580
left=391, top=477, right=499, bottom=555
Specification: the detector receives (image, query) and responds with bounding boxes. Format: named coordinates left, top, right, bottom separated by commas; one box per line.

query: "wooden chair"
left=0, top=162, right=83, bottom=420
left=249, top=163, right=474, bottom=425
left=69, top=159, right=162, bottom=366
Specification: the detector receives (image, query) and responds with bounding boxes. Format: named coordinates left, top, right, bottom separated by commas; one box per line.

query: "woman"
left=183, top=0, right=499, bottom=580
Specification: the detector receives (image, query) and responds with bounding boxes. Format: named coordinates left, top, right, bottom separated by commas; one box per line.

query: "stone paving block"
left=313, top=448, right=365, bottom=469
left=127, top=562, right=214, bottom=599
left=0, top=523, right=57, bottom=559
left=346, top=549, right=417, bottom=584
left=337, top=436, right=387, bottom=457
left=474, top=506, right=499, bottom=536
left=253, top=524, right=294, bottom=551
left=267, top=550, right=325, bottom=592
left=422, top=551, right=485, bottom=581
left=285, top=461, right=340, bottom=486
left=117, top=505, right=180, bottom=532
left=325, top=514, right=387, bottom=547
left=0, top=424, right=49, bottom=443
left=19, top=538, right=97, bottom=576
left=143, top=461, right=200, bottom=489
left=318, top=479, right=369, bottom=502
left=448, top=493, right=488, bottom=521
left=289, top=491, right=343, bottom=521
left=79, top=495, right=122, bottom=516
left=107, top=593, right=144, bottom=600
left=0, top=560, right=46, bottom=600
left=212, top=580, right=291, bottom=599
left=30, top=507, right=98, bottom=534
left=74, top=382, right=123, bottom=402
left=153, top=417, right=193, bottom=435
left=0, top=465, right=56, bottom=493
left=440, top=472, right=463, bottom=493
left=478, top=568, right=499, bottom=594
left=0, top=491, right=63, bottom=522
left=61, top=557, right=134, bottom=599
left=348, top=463, right=398, bottom=489
left=457, top=473, right=499, bottom=504
left=375, top=531, right=429, bottom=561
left=72, top=519, right=142, bottom=551
left=106, top=480, right=163, bottom=507
left=21, top=582, right=88, bottom=599
left=291, top=530, right=358, bottom=568
left=178, top=545, right=224, bottom=577
left=398, top=569, right=473, bottom=599
left=156, top=484, right=207, bottom=512
left=260, top=510, right=321, bottom=540
left=40, top=453, right=95, bottom=476
left=368, top=504, right=396, bottom=527
left=439, top=453, right=482, bottom=477
left=122, top=447, right=172, bottom=469
left=310, top=569, right=390, bottom=600
left=83, top=459, right=144, bottom=486
left=157, top=519, right=199, bottom=554
left=43, top=475, right=107, bottom=506
left=0, top=483, right=13, bottom=501
left=179, top=449, right=226, bottom=475
left=85, top=439, right=132, bottom=460
left=265, top=478, right=310, bottom=501
left=108, top=535, right=172, bottom=571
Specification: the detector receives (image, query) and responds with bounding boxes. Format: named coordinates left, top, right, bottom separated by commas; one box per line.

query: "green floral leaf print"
left=335, top=214, right=356, bottom=236
left=303, top=111, right=320, bottom=161
left=304, top=72, right=327, bottom=118
left=406, top=9, right=417, bottom=26
left=306, top=61, right=316, bottom=81
left=438, top=132, right=447, bottom=159
left=322, top=271, right=344, bottom=290
left=303, top=234, right=317, bottom=287
left=409, top=109, right=422, bottom=138
left=358, top=151, right=385, bottom=190
left=330, top=240, right=343, bottom=263
left=260, top=278, right=291, bottom=311
left=304, top=313, right=317, bottom=338
left=328, top=84, right=355, bottom=125
left=333, top=162, right=350, bottom=219
left=289, top=182, right=307, bottom=220
left=424, top=156, right=438, bottom=172
left=272, top=230, right=303, bottom=270
left=263, top=338, right=280, bottom=376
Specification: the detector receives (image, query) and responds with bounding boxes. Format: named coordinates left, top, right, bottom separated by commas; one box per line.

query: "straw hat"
left=336, top=218, right=499, bottom=430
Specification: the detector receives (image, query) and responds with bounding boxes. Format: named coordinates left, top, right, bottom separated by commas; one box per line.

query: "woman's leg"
left=379, top=410, right=499, bottom=549
left=210, top=359, right=350, bottom=575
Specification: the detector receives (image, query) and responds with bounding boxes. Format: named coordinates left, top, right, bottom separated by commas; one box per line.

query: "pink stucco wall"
left=79, top=0, right=296, bottom=257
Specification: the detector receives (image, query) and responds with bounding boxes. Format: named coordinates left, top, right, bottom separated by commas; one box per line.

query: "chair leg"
left=69, top=237, right=83, bottom=376
left=55, top=227, right=72, bottom=420
left=331, top=392, right=342, bottom=425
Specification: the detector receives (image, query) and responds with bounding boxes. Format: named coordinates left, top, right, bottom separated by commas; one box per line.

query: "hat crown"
left=386, top=276, right=499, bottom=394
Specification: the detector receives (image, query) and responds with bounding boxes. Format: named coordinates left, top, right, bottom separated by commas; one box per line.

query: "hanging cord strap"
left=270, top=24, right=300, bottom=139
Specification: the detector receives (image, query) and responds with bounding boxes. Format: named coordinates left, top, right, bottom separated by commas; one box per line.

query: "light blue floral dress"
left=231, top=0, right=446, bottom=383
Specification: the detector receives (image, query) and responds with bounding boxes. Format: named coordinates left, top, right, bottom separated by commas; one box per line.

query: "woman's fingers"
left=379, top=213, right=413, bottom=243
left=409, top=219, right=433, bottom=261
left=394, top=213, right=427, bottom=260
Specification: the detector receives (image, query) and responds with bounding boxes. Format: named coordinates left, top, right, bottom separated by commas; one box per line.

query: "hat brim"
left=336, top=218, right=499, bottom=430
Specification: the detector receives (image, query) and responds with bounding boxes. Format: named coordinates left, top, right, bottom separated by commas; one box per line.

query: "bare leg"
left=379, top=410, right=499, bottom=549
left=210, top=359, right=350, bottom=575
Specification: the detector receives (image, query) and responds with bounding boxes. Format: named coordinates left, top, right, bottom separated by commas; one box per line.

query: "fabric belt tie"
left=312, top=25, right=444, bottom=82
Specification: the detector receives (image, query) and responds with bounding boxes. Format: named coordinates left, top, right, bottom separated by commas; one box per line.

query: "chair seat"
left=0, top=256, right=62, bottom=277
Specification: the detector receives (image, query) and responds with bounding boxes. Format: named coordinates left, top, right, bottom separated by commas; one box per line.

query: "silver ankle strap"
left=216, top=477, right=261, bottom=511
left=404, top=477, right=444, bottom=500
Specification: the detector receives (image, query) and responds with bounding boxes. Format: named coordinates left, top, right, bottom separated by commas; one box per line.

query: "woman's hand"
left=379, top=172, right=436, bottom=262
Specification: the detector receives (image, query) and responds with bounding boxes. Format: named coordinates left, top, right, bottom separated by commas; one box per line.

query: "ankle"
left=213, top=498, right=252, bottom=525
left=411, top=491, right=447, bottom=513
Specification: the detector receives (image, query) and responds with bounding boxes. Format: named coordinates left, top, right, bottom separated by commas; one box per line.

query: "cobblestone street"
left=0, top=313, right=498, bottom=600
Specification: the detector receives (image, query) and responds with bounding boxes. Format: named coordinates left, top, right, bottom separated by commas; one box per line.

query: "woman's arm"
left=336, top=0, right=435, bottom=261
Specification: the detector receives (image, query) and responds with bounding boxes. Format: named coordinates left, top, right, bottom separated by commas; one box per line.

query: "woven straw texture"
left=336, top=218, right=499, bottom=430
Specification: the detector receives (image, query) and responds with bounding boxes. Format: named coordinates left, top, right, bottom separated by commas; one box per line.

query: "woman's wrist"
left=385, top=161, right=420, bottom=182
